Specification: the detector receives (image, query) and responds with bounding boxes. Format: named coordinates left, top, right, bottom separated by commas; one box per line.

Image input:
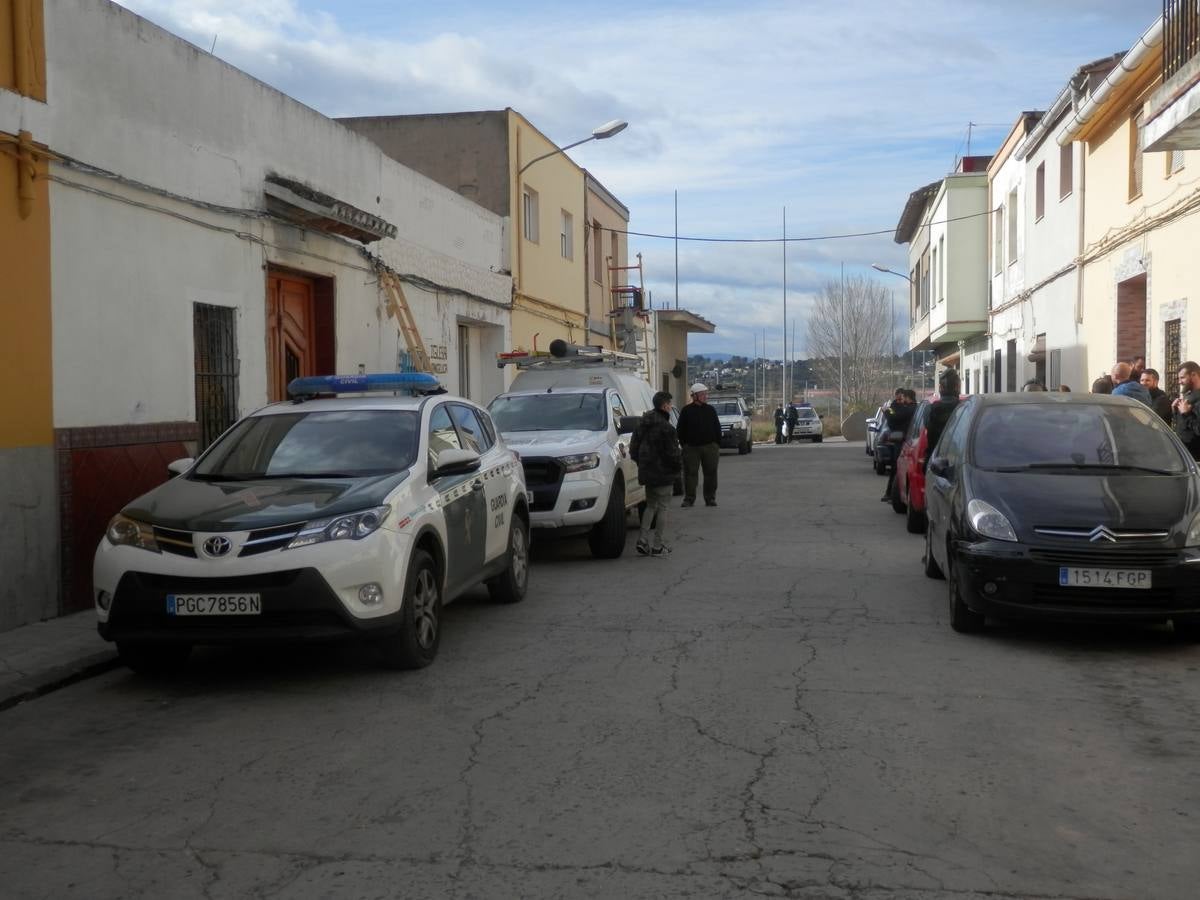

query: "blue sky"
left=117, top=0, right=1162, bottom=358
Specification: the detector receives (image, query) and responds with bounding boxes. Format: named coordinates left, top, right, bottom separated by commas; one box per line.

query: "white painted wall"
left=47, top=0, right=512, bottom=426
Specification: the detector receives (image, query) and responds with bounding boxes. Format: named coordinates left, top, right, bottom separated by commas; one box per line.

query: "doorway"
left=266, top=269, right=335, bottom=401
left=1116, top=274, right=1147, bottom=363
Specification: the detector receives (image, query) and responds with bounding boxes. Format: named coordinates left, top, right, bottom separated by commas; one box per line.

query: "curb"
left=0, top=650, right=121, bottom=713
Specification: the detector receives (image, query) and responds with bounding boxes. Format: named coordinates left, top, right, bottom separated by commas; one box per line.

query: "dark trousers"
left=682, top=443, right=719, bottom=502
left=775, top=424, right=784, bottom=444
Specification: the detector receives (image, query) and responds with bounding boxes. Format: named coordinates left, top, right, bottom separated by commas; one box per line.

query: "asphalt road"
left=3, top=441, right=1200, bottom=899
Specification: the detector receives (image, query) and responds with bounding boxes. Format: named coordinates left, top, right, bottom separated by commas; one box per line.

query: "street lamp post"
left=872, top=263, right=918, bottom=391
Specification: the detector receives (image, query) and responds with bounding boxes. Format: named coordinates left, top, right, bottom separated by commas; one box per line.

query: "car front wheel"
left=947, top=558, right=985, bottom=634
left=379, top=549, right=441, bottom=669
left=588, top=479, right=627, bottom=558
left=923, top=526, right=944, bottom=579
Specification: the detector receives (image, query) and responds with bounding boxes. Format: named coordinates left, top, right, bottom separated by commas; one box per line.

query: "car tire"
left=588, top=479, right=627, bottom=559
left=748, top=439, right=753, bottom=454
left=813, top=435, right=823, bottom=443
left=948, top=558, right=985, bottom=634
left=923, top=527, right=944, bottom=579
left=906, top=499, right=926, bottom=534
left=117, top=641, right=191, bottom=675
left=738, top=441, right=750, bottom=455
left=874, top=458, right=887, bottom=475
left=487, top=514, right=529, bottom=604
left=891, top=478, right=907, bottom=514
left=378, top=549, right=441, bottom=669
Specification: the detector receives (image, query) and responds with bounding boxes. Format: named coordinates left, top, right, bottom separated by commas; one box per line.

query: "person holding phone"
left=1172, top=362, right=1200, bottom=460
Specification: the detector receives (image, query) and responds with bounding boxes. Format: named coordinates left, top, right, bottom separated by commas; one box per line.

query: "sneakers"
left=681, top=499, right=695, bottom=508
left=705, top=499, right=717, bottom=507
left=650, top=544, right=672, bottom=558
left=636, top=539, right=651, bottom=556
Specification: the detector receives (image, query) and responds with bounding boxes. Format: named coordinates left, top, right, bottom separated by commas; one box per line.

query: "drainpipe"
left=1075, top=143, right=1086, bottom=327
left=1058, top=16, right=1164, bottom=146
left=13, top=0, right=33, bottom=96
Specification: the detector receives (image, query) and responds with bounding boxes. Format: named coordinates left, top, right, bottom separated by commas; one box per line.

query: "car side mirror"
left=617, top=415, right=640, bottom=435
left=928, top=458, right=952, bottom=478
left=432, top=448, right=481, bottom=478
left=167, top=458, right=194, bottom=477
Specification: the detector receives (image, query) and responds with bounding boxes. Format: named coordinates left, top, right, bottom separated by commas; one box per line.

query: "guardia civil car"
left=94, top=374, right=530, bottom=673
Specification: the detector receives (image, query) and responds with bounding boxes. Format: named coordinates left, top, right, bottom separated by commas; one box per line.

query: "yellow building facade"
left=1068, top=25, right=1200, bottom=381
left=1, top=0, right=59, bottom=629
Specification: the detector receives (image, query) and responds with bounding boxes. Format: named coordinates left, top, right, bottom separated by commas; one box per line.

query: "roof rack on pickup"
left=497, top=339, right=643, bottom=370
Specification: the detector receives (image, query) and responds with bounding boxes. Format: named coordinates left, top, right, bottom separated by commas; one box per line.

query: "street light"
left=873, top=263, right=924, bottom=390
left=517, top=119, right=628, bottom=175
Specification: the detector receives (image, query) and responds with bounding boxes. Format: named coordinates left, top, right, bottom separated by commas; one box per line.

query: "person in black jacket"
left=880, top=389, right=916, bottom=502
left=1173, top=362, right=1200, bottom=460
left=773, top=405, right=786, bottom=444
left=630, top=391, right=682, bottom=557
left=784, top=403, right=799, bottom=444
left=924, top=368, right=962, bottom=470
left=676, top=383, right=722, bottom=507
left=1140, top=368, right=1174, bottom=424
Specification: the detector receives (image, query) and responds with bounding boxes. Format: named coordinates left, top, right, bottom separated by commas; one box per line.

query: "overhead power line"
left=600, top=206, right=999, bottom=244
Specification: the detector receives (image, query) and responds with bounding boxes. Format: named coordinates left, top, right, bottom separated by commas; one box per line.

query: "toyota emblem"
left=203, top=536, right=232, bottom=557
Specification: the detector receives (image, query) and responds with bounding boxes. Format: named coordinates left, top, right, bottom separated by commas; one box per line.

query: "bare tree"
left=806, top=275, right=893, bottom=413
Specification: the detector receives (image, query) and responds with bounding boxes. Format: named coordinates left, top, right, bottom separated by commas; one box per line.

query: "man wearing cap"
left=676, top=382, right=722, bottom=507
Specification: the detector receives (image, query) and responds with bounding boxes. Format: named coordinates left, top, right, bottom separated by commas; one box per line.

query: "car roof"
left=962, top=393, right=1145, bottom=407
left=249, top=394, right=449, bottom=417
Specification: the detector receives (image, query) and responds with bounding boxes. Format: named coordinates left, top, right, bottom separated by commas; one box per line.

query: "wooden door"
left=267, top=272, right=315, bottom=401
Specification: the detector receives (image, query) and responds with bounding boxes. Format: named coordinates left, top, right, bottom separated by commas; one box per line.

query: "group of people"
left=875, top=370, right=965, bottom=503
left=1090, top=356, right=1200, bottom=460
left=628, top=382, right=724, bottom=559
left=772, top=403, right=801, bottom=444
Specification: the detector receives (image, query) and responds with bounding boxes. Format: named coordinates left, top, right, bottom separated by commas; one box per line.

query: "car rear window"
left=971, top=403, right=1189, bottom=473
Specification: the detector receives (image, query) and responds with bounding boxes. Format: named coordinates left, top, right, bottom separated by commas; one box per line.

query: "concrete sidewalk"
left=0, top=611, right=118, bottom=712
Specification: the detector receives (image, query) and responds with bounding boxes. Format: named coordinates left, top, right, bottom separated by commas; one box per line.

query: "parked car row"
left=93, top=348, right=762, bottom=675
left=875, top=392, right=1200, bottom=638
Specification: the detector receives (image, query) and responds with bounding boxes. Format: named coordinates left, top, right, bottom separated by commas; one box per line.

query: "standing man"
left=880, top=388, right=916, bottom=502
left=773, top=404, right=785, bottom=445
left=785, top=402, right=799, bottom=444
left=1140, top=368, right=1174, bottom=423
left=924, top=368, right=962, bottom=470
left=1111, top=362, right=1152, bottom=406
left=677, top=382, right=722, bottom=507
left=1131, top=356, right=1147, bottom=384
left=630, top=391, right=682, bottom=558
left=1173, top=362, right=1200, bottom=460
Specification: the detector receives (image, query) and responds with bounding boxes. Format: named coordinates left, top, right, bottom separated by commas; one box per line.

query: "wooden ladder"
left=378, top=270, right=432, bottom=373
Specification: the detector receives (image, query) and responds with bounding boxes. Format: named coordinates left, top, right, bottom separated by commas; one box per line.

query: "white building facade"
left=3, top=0, right=514, bottom=627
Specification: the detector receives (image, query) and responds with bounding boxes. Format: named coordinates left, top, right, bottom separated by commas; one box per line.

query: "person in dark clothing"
left=676, top=383, right=722, bottom=507
left=1091, top=374, right=1114, bottom=394
left=630, top=391, right=682, bottom=557
left=924, top=368, right=962, bottom=471
left=880, top=389, right=916, bottom=502
left=1140, top=368, right=1174, bottom=424
left=1131, top=356, right=1146, bottom=384
left=784, top=403, right=799, bottom=444
left=1173, top=362, right=1200, bottom=461
left=1111, top=362, right=1152, bottom=406
left=773, top=405, right=785, bottom=444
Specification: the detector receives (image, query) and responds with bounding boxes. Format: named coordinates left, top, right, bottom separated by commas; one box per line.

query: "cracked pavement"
left=3, top=441, right=1200, bottom=898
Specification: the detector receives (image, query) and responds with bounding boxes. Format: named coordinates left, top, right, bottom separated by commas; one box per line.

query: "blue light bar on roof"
left=287, top=372, right=441, bottom=397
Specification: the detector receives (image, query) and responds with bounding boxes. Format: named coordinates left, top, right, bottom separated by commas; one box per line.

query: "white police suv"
left=94, top=374, right=529, bottom=673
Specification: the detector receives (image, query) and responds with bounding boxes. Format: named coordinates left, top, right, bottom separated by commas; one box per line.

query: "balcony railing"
left=1164, top=0, right=1200, bottom=82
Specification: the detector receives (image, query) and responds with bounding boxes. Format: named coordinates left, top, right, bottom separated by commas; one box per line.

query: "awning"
left=264, top=176, right=397, bottom=243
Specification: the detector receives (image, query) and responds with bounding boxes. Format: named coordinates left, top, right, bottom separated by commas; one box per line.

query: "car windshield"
left=711, top=401, right=743, bottom=415
left=971, top=403, right=1189, bottom=474
left=489, top=393, right=607, bottom=432
left=193, top=410, right=419, bottom=480
left=797, top=408, right=818, bottom=420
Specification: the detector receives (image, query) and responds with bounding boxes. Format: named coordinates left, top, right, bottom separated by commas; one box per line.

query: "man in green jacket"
left=630, top=391, right=682, bottom=557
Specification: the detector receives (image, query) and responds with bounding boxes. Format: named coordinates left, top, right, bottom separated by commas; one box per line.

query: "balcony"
left=1143, top=1, right=1200, bottom=152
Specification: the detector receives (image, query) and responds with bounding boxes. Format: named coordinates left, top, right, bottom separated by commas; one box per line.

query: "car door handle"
left=472, top=480, right=484, bottom=491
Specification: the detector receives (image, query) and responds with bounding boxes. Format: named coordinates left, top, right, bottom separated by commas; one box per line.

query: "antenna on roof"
left=209, top=34, right=218, bottom=54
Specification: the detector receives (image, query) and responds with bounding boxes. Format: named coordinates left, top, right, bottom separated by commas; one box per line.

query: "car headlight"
left=967, top=499, right=1018, bottom=543
left=559, top=453, right=600, bottom=473
left=731, top=421, right=745, bottom=430
left=287, top=505, right=390, bottom=550
left=1186, top=512, right=1200, bottom=547
left=105, top=514, right=160, bottom=552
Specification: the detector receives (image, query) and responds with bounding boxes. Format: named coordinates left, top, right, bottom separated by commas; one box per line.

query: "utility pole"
left=674, top=190, right=679, bottom=309
left=839, top=262, right=845, bottom=424
left=782, top=206, right=787, bottom=408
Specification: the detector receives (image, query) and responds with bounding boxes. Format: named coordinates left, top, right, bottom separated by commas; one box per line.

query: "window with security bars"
left=194, top=304, right=239, bottom=451
left=1166, top=318, right=1182, bottom=382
